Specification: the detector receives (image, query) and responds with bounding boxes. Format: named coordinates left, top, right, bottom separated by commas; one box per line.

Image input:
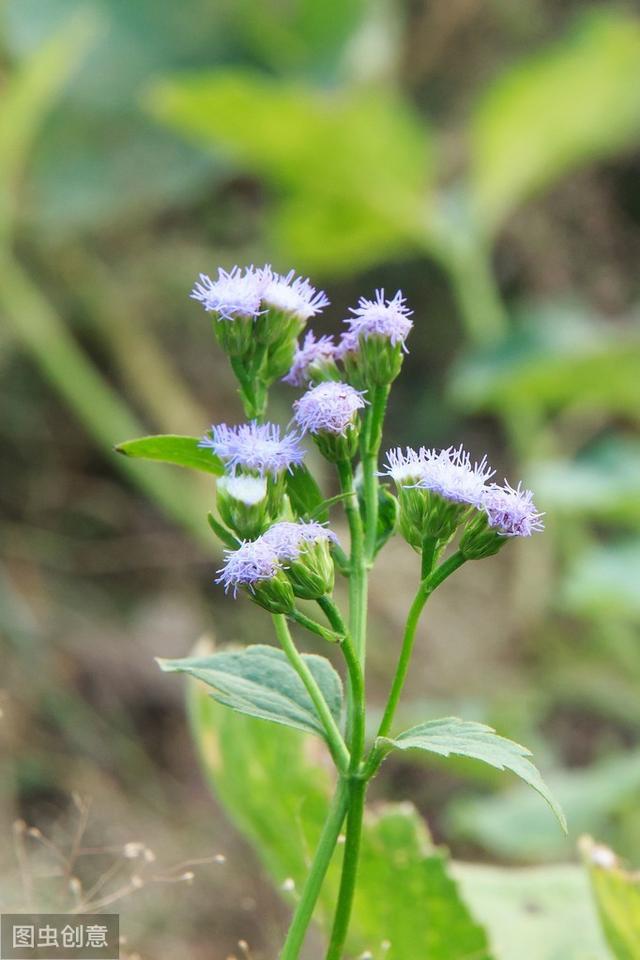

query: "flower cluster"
left=383, top=444, right=543, bottom=552
left=192, top=265, right=327, bottom=324
left=217, top=521, right=337, bottom=607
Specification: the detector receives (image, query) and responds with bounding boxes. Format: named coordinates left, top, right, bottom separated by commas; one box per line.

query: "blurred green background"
left=2, top=1, right=640, bottom=957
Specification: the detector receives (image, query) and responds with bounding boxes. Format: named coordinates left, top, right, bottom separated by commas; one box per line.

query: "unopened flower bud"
left=294, top=382, right=366, bottom=463
left=217, top=475, right=272, bottom=540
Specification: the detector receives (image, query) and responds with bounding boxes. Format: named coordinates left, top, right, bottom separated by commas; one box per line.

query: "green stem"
left=336, top=460, right=367, bottom=663
left=376, top=551, right=466, bottom=740
left=316, top=597, right=366, bottom=773
left=279, top=779, right=349, bottom=960
left=272, top=614, right=350, bottom=773
left=289, top=608, right=341, bottom=643
left=363, top=385, right=390, bottom=561
left=324, top=777, right=366, bottom=960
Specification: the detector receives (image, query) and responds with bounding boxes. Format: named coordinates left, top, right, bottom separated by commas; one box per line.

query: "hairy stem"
left=362, top=384, right=390, bottom=561
left=272, top=614, right=350, bottom=772
left=279, top=779, right=349, bottom=960
left=376, top=551, right=466, bottom=740
left=324, top=777, right=366, bottom=960
left=336, top=460, right=367, bottom=663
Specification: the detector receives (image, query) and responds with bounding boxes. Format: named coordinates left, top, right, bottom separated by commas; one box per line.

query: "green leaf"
left=581, top=837, right=640, bottom=960
left=374, top=486, right=399, bottom=555
left=159, top=644, right=343, bottom=741
left=115, top=434, right=224, bottom=475
left=0, top=8, right=99, bottom=237
left=286, top=463, right=327, bottom=521
left=531, top=438, right=640, bottom=527
left=188, top=677, right=493, bottom=959
left=456, top=862, right=609, bottom=960
left=381, top=717, right=566, bottom=832
left=471, top=12, right=640, bottom=232
left=147, top=70, right=431, bottom=273
left=449, top=305, right=640, bottom=417
left=206, top=512, right=241, bottom=550
left=561, top=541, right=640, bottom=623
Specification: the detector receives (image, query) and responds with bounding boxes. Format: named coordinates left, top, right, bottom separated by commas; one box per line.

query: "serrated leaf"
left=159, top=644, right=343, bottom=741
left=471, top=12, right=640, bottom=231
left=147, top=70, right=431, bottom=273
left=381, top=717, right=566, bottom=832
left=188, top=679, right=493, bottom=959
left=286, top=463, right=327, bottom=520
left=115, top=434, right=224, bottom=475
left=581, top=838, right=640, bottom=960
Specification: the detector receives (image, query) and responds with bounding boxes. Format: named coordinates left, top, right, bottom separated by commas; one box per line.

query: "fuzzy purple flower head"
left=415, top=446, right=495, bottom=507
left=216, top=539, right=281, bottom=596
left=382, top=447, right=429, bottom=486
left=262, top=521, right=337, bottom=561
left=262, top=268, right=329, bottom=321
left=190, top=265, right=266, bottom=320
left=293, top=381, right=366, bottom=436
left=346, top=289, right=413, bottom=348
left=283, top=332, right=336, bottom=387
left=200, top=421, right=304, bottom=476
left=481, top=482, right=545, bottom=537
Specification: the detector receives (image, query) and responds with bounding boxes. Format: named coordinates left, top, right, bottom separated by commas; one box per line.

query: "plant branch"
left=272, top=614, right=350, bottom=772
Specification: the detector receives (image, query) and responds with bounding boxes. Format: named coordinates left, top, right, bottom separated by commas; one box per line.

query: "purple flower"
left=262, top=521, right=337, bottom=561
left=283, top=332, right=336, bottom=386
left=200, top=422, right=305, bottom=476
left=415, top=446, right=495, bottom=507
left=293, top=381, right=366, bottom=436
left=217, top=474, right=268, bottom=505
left=345, top=289, right=413, bottom=348
left=381, top=447, right=428, bottom=486
left=481, top=482, right=545, bottom=537
left=334, top=331, right=360, bottom=363
left=261, top=267, right=329, bottom=321
left=190, top=266, right=266, bottom=320
left=215, top=539, right=281, bottom=596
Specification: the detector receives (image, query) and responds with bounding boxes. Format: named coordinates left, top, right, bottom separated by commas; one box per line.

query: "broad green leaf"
left=561, top=541, right=640, bottom=623
left=228, top=0, right=365, bottom=75
left=581, top=837, right=640, bottom=960
left=0, top=9, right=99, bottom=237
left=5, top=0, right=221, bottom=238
left=449, top=748, right=640, bottom=862
left=381, top=717, right=566, bottom=831
left=147, top=70, right=431, bottom=272
left=188, top=677, right=493, bottom=959
left=471, top=12, right=640, bottom=231
left=159, top=644, right=343, bottom=740
left=286, top=463, right=327, bottom=521
left=532, top=438, right=640, bottom=526
left=115, top=434, right=224, bottom=475
left=449, top=306, right=640, bottom=417
left=456, top=862, right=609, bottom=960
